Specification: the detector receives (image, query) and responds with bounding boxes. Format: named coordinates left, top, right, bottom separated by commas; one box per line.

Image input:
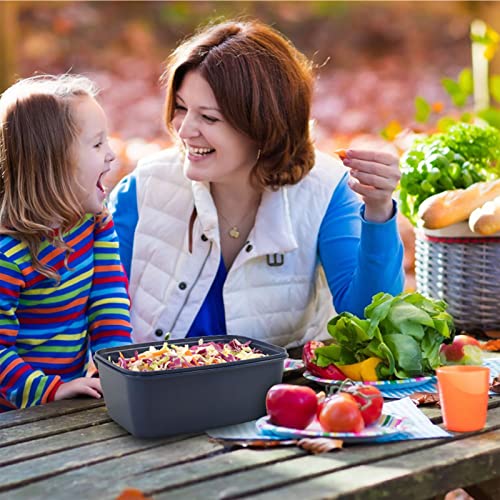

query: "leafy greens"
left=315, top=292, right=454, bottom=379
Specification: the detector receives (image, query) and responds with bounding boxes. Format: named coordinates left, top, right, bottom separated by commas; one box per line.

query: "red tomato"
left=318, top=393, right=365, bottom=433
left=345, top=385, right=383, bottom=426
left=266, top=384, right=317, bottom=430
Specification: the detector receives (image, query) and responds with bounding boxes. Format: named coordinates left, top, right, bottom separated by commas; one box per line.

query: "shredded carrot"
left=138, top=348, right=168, bottom=359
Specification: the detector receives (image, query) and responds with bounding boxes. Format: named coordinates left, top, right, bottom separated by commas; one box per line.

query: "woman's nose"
left=176, top=113, right=200, bottom=139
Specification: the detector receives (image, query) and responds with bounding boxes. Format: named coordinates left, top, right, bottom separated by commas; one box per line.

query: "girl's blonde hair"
left=0, top=74, right=98, bottom=281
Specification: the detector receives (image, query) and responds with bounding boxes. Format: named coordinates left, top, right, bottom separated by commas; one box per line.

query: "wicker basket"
left=415, top=223, right=500, bottom=333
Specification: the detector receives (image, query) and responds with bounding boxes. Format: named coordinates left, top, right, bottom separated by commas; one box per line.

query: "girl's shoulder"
left=0, top=233, right=30, bottom=272
left=0, top=232, right=28, bottom=255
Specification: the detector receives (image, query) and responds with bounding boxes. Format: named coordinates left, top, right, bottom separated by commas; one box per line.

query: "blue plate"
left=256, top=414, right=406, bottom=442
left=303, top=370, right=436, bottom=390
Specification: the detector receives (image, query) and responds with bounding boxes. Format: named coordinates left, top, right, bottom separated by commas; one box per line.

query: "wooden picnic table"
left=1, top=368, right=499, bottom=500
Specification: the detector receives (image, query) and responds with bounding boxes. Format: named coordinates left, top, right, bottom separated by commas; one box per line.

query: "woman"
left=109, top=19, right=404, bottom=348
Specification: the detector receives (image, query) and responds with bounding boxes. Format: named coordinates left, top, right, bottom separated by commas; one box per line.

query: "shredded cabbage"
left=112, top=338, right=265, bottom=372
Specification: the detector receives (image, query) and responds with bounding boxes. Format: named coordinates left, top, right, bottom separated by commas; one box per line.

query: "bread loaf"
left=418, top=179, right=500, bottom=229
left=469, top=195, right=500, bottom=235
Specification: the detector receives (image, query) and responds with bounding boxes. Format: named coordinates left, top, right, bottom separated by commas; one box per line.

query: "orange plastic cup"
left=436, top=365, right=490, bottom=432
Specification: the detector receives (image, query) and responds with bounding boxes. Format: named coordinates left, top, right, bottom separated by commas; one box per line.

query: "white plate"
left=303, top=370, right=436, bottom=390
left=256, top=414, right=406, bottom=442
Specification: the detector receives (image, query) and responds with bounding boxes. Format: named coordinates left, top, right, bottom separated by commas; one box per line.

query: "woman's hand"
left=54, top=377, right=102, bottom=401
left=342, top=149, right=401, bottom=222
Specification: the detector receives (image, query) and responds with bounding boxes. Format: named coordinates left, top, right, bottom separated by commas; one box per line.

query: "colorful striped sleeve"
left=0, top=251, right=63, bottom=409
left=87, top=215, right=133, bottom=353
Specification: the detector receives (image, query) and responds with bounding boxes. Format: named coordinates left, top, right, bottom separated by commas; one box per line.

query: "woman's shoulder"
left=293, top=148, right=348, bottom=194
left=310, top=149, right=348, bottom=181
left=133, top=147, right=190, bottom=195
left=135, top=147, right=184, bottom=176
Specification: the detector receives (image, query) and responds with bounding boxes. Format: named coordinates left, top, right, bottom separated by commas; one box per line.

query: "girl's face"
left=172, top=70, right=259, bottom=186
left=73, top=96, right=115, bottom=214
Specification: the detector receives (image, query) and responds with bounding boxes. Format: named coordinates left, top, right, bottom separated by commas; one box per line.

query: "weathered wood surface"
left=0, top=375, right=499, bottom=500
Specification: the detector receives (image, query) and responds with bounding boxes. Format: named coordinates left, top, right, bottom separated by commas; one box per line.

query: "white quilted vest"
left=129, top=147, right=347, bottom=348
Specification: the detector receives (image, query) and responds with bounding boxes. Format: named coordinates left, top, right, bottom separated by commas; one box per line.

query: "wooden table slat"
left=1, top=421, right=128, bottom=467
left=0, top=398, right=105, bottom=429
left=0, top=433, right=182, bottom=493
left=239, top=429, right=500, bottom=500
left=0, top=435, right=224, bottom=500
left=0, top=406, right=111, bottom=447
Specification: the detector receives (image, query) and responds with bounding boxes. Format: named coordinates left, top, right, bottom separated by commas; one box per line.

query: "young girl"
left=0, top=75, right=132, bottom=412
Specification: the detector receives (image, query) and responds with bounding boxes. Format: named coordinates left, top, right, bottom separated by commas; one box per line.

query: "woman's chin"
left=184, top=167, right=210, bottom=183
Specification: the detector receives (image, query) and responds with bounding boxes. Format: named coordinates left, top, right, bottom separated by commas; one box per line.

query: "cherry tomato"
left=266, top=384, right=317, bottom=430
left=318, top=393, right=365, bottom=433
left=345, top=385, right=383, bottom=426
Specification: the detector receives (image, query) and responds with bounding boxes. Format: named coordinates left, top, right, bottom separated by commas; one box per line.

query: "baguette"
left=469, top=195, right=500, bottom=235
left=418, top=179, right=500, bottom=229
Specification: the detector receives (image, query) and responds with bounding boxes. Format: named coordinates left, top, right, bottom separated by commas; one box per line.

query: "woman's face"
left=172, top=70, right=259, bottom=185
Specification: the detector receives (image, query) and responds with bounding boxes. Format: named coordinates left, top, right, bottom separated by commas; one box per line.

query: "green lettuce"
left=315, top=292, right=454, bottom=380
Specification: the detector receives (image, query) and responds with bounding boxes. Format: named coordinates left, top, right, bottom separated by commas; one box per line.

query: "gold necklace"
left=218, top=211, right=248, bottom=239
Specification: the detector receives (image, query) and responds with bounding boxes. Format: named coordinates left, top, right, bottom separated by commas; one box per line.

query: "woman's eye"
left=203, top=115, right=219, bottom=123
left=174, top=104, right=187, bottom=112
left=94, top=142, right=103, bottom=149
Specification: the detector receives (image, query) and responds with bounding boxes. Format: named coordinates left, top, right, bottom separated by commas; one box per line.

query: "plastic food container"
left=94, top=335, right=287, bottom=438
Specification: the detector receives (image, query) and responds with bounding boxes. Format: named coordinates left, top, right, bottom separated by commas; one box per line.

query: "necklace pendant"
left=228, top=226, right=240, bottom=239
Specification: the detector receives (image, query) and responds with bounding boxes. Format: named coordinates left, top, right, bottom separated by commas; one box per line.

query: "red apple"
left=440, top=335, right=483, bottom=365
left=265, top=384, right=317, bottom=429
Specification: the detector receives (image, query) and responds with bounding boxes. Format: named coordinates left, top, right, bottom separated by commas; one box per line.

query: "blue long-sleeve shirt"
left=109, top=172, right=404, bottom=337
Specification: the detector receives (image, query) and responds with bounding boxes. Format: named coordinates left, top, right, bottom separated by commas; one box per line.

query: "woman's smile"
left=186, top=144, right=216, bottom=162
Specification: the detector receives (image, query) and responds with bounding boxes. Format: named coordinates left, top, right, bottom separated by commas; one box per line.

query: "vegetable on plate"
left=315, top=291, right=454, bottom=380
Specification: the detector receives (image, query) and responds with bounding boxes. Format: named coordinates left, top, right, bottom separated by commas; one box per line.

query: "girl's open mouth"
left=97, top=173, right=106, bottom=193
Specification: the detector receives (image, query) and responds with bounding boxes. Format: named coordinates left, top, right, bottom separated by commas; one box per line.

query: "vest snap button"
left=245, top=244, right=253, bottom=252
left=178, top=281, right=187, bottom=290
left=154, top=328, right=163, bottom=337
left=201, top=234, right=208, bottom=241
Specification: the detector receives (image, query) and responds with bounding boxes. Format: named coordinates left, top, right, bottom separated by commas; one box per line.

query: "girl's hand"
left=342, top=149, right=401, bottom=222
left=54, top=377, right=102, bottom=401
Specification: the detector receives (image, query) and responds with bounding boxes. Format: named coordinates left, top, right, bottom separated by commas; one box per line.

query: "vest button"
left=178, top=281, right=187, bottom=290
left=201, top=234, right=208, bottom=241
left=245, top=244, right=253, bottom=252
left=154, top=328, right=164, bottom=337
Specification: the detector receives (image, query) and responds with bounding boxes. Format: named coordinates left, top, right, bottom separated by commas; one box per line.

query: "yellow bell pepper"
left=337, top=357, right=382, bottom=381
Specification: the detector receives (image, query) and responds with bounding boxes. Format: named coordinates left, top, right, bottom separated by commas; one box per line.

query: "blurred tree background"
left=3, top=1, right=500, bottom=145
left=2, top=1, right=500, bottom=288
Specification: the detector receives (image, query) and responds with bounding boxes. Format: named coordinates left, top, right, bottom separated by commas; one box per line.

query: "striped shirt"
left=0, top=214, right=132, bottom=411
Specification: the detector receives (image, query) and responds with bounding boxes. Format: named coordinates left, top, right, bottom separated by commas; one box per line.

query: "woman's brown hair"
left=162, top=19, right=315, bottom=189
left=0, top=75, right=97, bottom=281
